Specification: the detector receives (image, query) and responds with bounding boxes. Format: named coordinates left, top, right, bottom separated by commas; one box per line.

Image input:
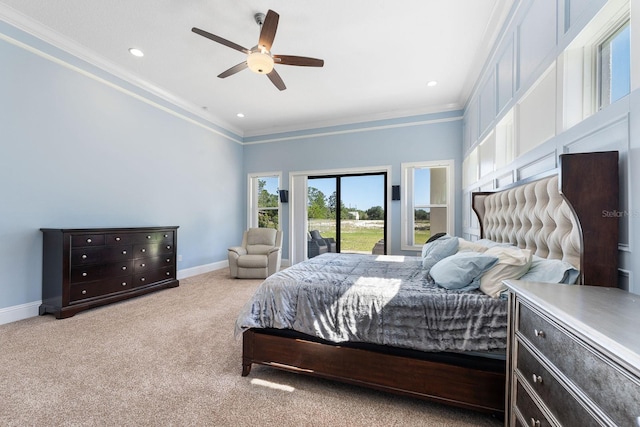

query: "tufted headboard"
left=472, top=151, right=619, bottom=287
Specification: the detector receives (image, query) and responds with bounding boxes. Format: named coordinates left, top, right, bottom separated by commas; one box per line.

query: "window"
left=401, top=160, right=454, bottom=251
left=248, top=173, right=281, bottom=230
left=598, top=21, right=630, bottom=109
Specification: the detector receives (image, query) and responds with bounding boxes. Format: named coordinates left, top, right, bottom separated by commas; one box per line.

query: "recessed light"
left=427, top=81, right=438, bottom=87
left=128, top=48, right=144, bottom=57
left=237, top=113, right=245, bottom=118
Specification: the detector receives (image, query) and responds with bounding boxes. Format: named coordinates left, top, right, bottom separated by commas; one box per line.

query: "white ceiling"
left=0, top=0, right=513, bottom=138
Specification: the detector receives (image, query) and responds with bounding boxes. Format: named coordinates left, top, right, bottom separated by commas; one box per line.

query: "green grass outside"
left=309, top=219, right=431, bottom=253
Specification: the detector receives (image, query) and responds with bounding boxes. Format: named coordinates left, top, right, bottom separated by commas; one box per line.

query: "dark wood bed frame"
left=240, top=151, right=619, bottom=417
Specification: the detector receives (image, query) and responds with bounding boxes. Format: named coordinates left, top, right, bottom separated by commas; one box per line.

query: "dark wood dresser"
left=504, top=280, right=640, bottom=426
left=40, top=226, right=179, bottom=319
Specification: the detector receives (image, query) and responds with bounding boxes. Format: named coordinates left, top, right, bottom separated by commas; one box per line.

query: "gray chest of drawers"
left=40, top=227, right=179, bottom=319
left=505, top=280, right=640, bottom=427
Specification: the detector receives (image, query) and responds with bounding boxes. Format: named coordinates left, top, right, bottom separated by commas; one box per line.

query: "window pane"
left=258, top=177, right=279, bottom=208
left=258, top=209, right=278, bottom=229
left=415, top=167, right=447, bottom=205
left=600, top=23, right=630, bottom=108
left=413, top=207, right=448, bottom=244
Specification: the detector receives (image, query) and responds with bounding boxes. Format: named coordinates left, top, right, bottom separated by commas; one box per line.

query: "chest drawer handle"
left=166, top=272, right=170, bottom=276
left=81, top=290, right=87, bottom=295
left=166, top=258, right=171, bottom=263
left=534, top=329, right=545, bottom=338
left=115, top=237, right=121, bottom=241
left=81, top=254, right=87, bottom=259
left=86, top=238, right=92, bottom=243
left=141, top=248, right=146, bottom=253
left=122, top=250, right=127, bottom=255
left=532, top=374, right=543, bottom=384
left=82, top=272, right=88, bottom=277
left=530, top=419, right=540, bottom=427
left=121, top=266, right=127, bottom=270
left=141, top=263, right=146, bottom=267
left=122, top=282, right=127, bottom=286
left=146, top=235, right=151, bottom=239
left=164, top=234, right=168, bottom=238
left=140, top=277, right=146, bottom=282
left=166, top=245, right=171, bottom=250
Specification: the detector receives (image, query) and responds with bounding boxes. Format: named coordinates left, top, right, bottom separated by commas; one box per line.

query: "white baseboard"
left=176, top=260, right=228, bottom=279
left=0, top=301, right=41, bottom=326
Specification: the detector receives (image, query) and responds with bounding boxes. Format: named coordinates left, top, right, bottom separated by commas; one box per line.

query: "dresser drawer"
left=516, top=340, right=600, bottom=426
left=70, top=260, right=134, bottom=283
left=518, top=301, right=640, bottom=426
left=71, top=245, right=133, bottom=266
left=128, top=231, right=175, bottom=244
left=71, top=234, right=105, bottom=247
left=133, top=256, right=173, bottom=273
left=133, top=242, right=175, bottom=259
left=134, top=267, right=174, bottom=287
left=69, top=276, right=133, bottom=302
left=514, top=381, right=552, bottom=427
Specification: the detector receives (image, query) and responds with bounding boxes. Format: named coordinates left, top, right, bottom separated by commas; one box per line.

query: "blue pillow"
left=421, top=235, right=459, bottom=270
left=430, top=252, right=499, bottom=291
left=519, top=255, right=580, bottom=284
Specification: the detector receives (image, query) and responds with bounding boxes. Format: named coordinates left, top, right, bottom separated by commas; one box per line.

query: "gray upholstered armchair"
left=228, top=228, right=282, bottom=279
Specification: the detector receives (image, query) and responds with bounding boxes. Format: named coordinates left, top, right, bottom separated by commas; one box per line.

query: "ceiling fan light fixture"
left=247, top=51, right=274, bottom=74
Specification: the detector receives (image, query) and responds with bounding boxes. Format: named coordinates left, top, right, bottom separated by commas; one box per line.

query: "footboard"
left=242, top=329, right=505, bottom=416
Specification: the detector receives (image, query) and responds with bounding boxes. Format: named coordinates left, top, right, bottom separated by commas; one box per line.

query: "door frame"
left=289, top=165, right=392, bottom=265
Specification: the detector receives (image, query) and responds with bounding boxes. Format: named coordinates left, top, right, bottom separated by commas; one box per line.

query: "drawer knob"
left=166, top=272, right=170, bottom=276
left=141, top=248, right=146, bottom=253
left=141, top=263, right=146, bottom=267
left=115, top=237, right=121, bottom=241
left=122, top=250, right=127, bottom=255
left=122, top=282, right=127, bottom=286
left=164, top=234, right=168, bottom=238
left=146, top=235, right=151, bottom=239
left=532, top=374, right=543, bottom=384
left=81, top=290, right=87, bottom=295
left=530, top=419, right=540, bottom=427
left=140, top=277, right=146, bottom=282
left=534, top=329, right=545, bottom=338
left=81, top=254, right=87, bottom=259
left=166, top=258, right=170, bottom=263
left=166, top=245, right=171, bottom=249
left=86, top=238, right=92, bottom=243
left=82, top=272, right=87, bottom=277
left=121, top=266, right=127, bottom=270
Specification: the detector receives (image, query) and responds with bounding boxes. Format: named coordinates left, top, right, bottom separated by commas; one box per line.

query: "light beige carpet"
left=0, top=269, right=501, bottom=426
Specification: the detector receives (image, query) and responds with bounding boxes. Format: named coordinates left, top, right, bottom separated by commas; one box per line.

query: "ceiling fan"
left=192, top=9, right=324, bottom=91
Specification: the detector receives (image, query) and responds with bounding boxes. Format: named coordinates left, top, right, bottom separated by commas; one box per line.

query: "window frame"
left=400, top=160, right=455, bottom=252
left=248, top=172, right=283, bottom=230
left=596, top=19, right=630, bottom=110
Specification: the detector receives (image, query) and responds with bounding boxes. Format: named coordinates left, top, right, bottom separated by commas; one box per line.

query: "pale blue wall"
left=0, top=23, right=245, bottom=312
left=243, top=111, right=463, bottom=258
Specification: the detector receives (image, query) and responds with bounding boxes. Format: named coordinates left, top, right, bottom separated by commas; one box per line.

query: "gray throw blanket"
left=235, top=253, right=508, bottom=353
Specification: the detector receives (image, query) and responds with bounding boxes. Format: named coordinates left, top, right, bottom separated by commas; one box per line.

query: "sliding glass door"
left=308, top=173, right=386, bottom=254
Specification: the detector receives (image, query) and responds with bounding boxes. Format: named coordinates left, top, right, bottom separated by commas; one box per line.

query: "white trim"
left=177, top=260, right=228, bottom=279
left=0, top=301, right=41, bottom=325
left=243, top=116, right=463, bottom=145
left=247, top=172, right=283, bottom=230
left=400, top=159, right=455, bottom=251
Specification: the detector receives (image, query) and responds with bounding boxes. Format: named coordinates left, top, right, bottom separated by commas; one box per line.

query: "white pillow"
left=519, top=255, right=580, bottom=284
left=479, top=246, right=533, bottom=298
left=457, top=238, right=488, bottom=253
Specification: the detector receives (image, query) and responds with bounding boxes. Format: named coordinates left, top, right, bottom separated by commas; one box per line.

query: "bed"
left=235, top=151, right=619, bottom=417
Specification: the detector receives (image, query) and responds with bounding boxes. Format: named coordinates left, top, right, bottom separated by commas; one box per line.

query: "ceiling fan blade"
left=267, top=69, right=286, bottom=91
left=218, top=62, right=248, bottom=78
left=274, top=55, right=324, bottom=67
left=258, top=10, right=279, bottom=51
left=192, top=27, right=250, bottom=54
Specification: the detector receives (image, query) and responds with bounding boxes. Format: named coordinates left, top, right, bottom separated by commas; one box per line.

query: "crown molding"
left=0, top=4, right=244, bottom=139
